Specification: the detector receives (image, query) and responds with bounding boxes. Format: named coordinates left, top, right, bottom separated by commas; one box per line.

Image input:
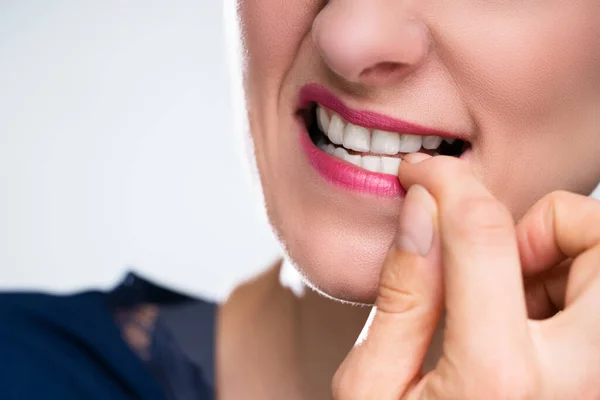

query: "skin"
left=335, top=156, right=600, bottom=399
left=215, top=0, right=600, bottom=399
left=239, top=0, right=600, bottom=303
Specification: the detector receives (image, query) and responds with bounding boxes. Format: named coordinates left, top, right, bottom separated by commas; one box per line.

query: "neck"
left=292, top=287, right=371, bottom=398
left=217, top=263, right=370, bottom=400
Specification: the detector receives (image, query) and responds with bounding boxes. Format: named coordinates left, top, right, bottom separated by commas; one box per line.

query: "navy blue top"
left=0, top=273, right=216, bottom=400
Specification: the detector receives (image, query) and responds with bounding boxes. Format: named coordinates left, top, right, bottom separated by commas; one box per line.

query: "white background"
left=1, top=1, right=599, bottom=300
left=0, top=0, right=280, bottom=301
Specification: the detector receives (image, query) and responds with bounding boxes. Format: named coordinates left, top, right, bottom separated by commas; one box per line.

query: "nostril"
left=359, top=62, right=404, bottom=82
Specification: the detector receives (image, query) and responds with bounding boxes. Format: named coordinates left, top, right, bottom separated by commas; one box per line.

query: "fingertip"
left=403, top=153, right=432, bottom=165
left=398, top=153, right=432, bottom=186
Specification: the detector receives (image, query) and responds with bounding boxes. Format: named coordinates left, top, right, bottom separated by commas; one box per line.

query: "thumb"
left=333, top=185, right=443, bottom=400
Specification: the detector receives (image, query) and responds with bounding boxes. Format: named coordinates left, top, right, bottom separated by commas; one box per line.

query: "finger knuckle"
left=541, top=190, right=574, bottom=219
left=331, top=369, right=350, bottom=400
left=376, top=252, right=428, bottom=315
left=376, top=278, right=423, bottom=315
left=545, top=189, right=574, bottom=205
left=548, top=189, right=600, bottom=223
left=331, top=366, right=371, bottom=400
left=449, top=196, right=515, bottom=244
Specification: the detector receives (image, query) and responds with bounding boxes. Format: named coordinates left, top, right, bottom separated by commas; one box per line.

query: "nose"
left=312, top=1, right=430, bottom=86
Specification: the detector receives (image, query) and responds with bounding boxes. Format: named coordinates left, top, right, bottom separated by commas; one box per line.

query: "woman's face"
left=239, top=0, right=600, bottom=303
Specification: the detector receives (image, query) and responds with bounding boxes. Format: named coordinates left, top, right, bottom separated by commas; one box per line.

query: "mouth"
left=303, top=104, right=468, bottom=173
left=297, top=84, right=471, bottom=196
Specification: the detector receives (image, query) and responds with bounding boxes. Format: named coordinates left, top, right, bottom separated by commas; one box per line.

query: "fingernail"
left=402, top=153, right=431, bottom=164
left=396, top=185, right=436, bottom=256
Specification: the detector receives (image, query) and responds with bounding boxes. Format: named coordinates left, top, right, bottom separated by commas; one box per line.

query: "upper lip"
left=299, top=83, right=464, bottom=140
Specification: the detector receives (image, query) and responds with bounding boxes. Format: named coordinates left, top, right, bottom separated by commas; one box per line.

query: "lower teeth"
left=319, top=143, right=403, bottom=175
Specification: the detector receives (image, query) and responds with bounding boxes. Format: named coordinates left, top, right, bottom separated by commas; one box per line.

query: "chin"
left=271, top=210, right=396, bottom=304
left=249, top=83, right=466, bottom=304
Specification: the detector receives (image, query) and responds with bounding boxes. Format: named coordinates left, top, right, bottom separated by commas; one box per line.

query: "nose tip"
left=312, top=3, right=430, bottom=86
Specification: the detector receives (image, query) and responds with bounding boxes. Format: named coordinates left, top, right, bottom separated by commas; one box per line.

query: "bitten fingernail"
left=402, top=153, right=431, bottom=164
left=396, top=185, right=436, bottom=256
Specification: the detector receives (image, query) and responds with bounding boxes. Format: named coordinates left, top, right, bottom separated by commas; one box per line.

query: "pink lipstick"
left=299, top=84, right=458, bottom=139
left=299, top=131, right=404, bottom=197
left=298, top=83, right=467, bottom=197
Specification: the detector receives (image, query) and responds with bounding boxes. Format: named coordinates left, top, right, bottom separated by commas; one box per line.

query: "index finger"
left=398, top=155, right=530, bottom=356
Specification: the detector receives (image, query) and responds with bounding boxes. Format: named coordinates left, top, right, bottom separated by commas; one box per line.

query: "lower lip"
left=300, top=126, right=472, bottom=197
left=299, top=127, right=405, bottom=197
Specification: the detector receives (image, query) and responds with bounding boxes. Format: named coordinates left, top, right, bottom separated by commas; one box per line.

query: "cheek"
left=239, top=0, right=323, bottom=181
left=438, top=3, right=600, bottom=124
left=239, top=0, right=321, bottom=92
left=435, top=3, right=600, bottom=215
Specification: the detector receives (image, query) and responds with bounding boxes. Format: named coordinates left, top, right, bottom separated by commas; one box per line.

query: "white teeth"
left=343, top=123, right=371, bottom=152
left=333, top=146, right=348, bottom=159
left=371, top=130, right=400, bottom=155
left=397, top=134, right=423, bottom=153
left=345, top=153, right=362, bottom=167
left=319, top=108, right=453, bottom=167
left=327, top=114, right=345, bottom=145
left=381, top=156, right=401, bottom=175
left=422, top=135, right=443, bottom=150
left=320, top=144, right=402, bottom=176
left=361, top=155, right=382, bottom=173
left=317, top=107, right=330, bottom=133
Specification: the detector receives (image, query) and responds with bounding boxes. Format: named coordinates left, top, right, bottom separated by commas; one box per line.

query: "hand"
left=332, top=155, right=600, bottom=399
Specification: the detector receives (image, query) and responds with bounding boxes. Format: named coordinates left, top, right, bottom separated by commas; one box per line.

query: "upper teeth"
left=316, top=105, right=453, bottom=175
